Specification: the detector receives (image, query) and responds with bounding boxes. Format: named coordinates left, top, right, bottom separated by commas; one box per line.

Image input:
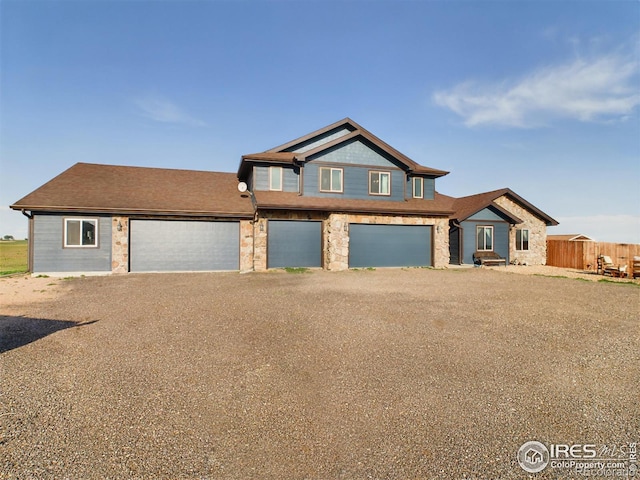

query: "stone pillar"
left=253, top=217, right=268, bottom=271
left=111, top=216, right=129, bottom=274
left=239, top=220, right=254, bottom=272
left=432, top=218, right=450, bottom=268
left=325, top=214, right=349, bottom=271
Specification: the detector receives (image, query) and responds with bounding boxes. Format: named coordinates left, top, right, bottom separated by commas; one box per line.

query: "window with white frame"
left=369, top=171, right=390, bottom=195
left=319, top=167, right=343, bottom=193
left=269, top=166, right=283, bottom=191
left=64, top=218, right=98, bottom=247
left=516, top=228, right=529, bottom=250
left=412, top=177, right=423, bottom=198
left=476, top=225, right=493, bottom=251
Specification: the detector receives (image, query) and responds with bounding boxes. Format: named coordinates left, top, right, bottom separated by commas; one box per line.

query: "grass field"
left=0, top=240, right=28, bottom=275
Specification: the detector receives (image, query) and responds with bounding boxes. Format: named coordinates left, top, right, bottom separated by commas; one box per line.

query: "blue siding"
left=254, top=166, right=268, bottom=190
left=268, top=220, right=322, bottom=268
left=424, top=178, right=435, bottom=200
left=460, top=221, right=509, bottom=264
left=467, top=207, right=508, bottom=222
left=406, top=177, right=435, bottom=200
left=285, top=127, right=353, bottom=153
left=349, top=224, right=432, bottom=268
left=304, top=163, right=405, bottom=201
left=33, top=215, right=112, bottom=273
left=307, top=138, right=401, bottom=168
left=283, top=168, right=300, bottom=192
left=254, top=166, right=299, bottom=192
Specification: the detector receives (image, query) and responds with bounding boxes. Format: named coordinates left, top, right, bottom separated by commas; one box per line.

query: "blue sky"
left=1, top=0, right=639, bottom=243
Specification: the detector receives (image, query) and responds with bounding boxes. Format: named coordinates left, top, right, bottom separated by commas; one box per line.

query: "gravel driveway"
left=1, top=269, right=638, bottom=479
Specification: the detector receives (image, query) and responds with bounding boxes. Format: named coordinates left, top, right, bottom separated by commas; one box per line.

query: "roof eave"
left=407, top=168, right=450, bottom=178
left=10, top=205, right=253, bottom=219
left=238, top=153, right=299, bottom=180
left=256, top=203, right=453, bottom=217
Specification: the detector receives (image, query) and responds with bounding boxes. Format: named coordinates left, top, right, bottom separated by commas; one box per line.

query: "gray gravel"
left=1, top=268, right=638, bottom=479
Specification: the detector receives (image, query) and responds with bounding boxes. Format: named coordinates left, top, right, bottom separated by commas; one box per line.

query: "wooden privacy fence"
left=546, top=239, right=640, bottom=273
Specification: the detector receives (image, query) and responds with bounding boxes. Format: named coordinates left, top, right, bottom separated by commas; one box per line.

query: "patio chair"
left=598, top=255, right=627, bottom=278
left=633, top=256, right=640, bottom=279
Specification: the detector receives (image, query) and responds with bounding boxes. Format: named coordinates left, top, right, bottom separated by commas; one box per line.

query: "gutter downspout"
left=246, top=190, right=258, bottom=272
left=21, top=210, right=33, bottom=273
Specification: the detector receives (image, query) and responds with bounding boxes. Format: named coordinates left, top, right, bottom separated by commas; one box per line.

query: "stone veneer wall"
left=493, top=196, right=547, bottom=265
left=325, top=213, right=450, bottom=270
left=255, top=211, right=449, bottom=271
left=239, top=220, right=254, bottom=272
left=110, top=212, right=450, bottom=273
left=111, top=216, right=129, bottom=273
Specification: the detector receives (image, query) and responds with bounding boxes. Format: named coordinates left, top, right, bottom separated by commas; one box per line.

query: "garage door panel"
left=130, top=220, right=239, bottom=272
left=268, top=220, right=322, bottom=268
left=349, top=224, right=431, bottom=268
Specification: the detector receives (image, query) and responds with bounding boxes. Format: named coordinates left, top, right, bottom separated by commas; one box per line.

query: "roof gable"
left=466, top=205, right=520, bottom=223
left=452, top=188, right=558, bottom=226
left=305, top=137, right=405, bottom=169
left=281, top=126, right=355, bottom=154
left=238, top=118, right=449, bottom=180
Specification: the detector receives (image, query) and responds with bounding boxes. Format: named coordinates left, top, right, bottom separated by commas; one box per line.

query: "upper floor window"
left=369, top=171, right=390, bottom=196
left=64, top=218, right=98, bottom=248
left=319, top=167, right=343, bottom=193
left=269, top=166, right=283, bottom=191
left=516, top=228, right=529, bottom=250
left=412, top=177, right=423, bottom=198
left=477, top=225, right=493, bottom=251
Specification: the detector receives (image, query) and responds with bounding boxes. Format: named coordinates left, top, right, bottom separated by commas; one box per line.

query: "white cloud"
left=433, top=45, right=640, bottom=128
left=134, top=94, right=207, bottom=127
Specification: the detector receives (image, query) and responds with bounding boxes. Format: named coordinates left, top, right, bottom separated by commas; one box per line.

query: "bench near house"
left=10, top=118, right=558, bottom=275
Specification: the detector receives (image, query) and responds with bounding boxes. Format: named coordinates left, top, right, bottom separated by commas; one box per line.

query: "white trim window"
left=319, top=167, right=343, bottom=193
left=412, top=177, right=423, bottom=198
left=476, top=225, right=493, bottom=251
left=369, top=171, right=391, bottom=196
left=516, top=228, right=530, bottom=251
left=64, top=218, right=98, bottom=247
left=269, top=166, right=283, bottom=191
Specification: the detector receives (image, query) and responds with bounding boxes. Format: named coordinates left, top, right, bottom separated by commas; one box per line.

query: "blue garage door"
left=349, top=224, right=432, bottom=268
left=130, top=220, right=239, bottom=272
left=268, top=220, right=322, bottom=268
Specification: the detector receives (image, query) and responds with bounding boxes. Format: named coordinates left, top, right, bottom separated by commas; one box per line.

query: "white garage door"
left=130, top=220, right=239, bottom=272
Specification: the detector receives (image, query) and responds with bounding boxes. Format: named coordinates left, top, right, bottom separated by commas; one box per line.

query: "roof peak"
left=245, top=117, right=448, bottom=178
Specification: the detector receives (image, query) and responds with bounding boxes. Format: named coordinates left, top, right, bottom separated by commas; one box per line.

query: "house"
left=10, top=118, right=558, bottom=275
left=448, top=188, right=558, bottom=266
left=547, top=234, right=595, bottom=242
